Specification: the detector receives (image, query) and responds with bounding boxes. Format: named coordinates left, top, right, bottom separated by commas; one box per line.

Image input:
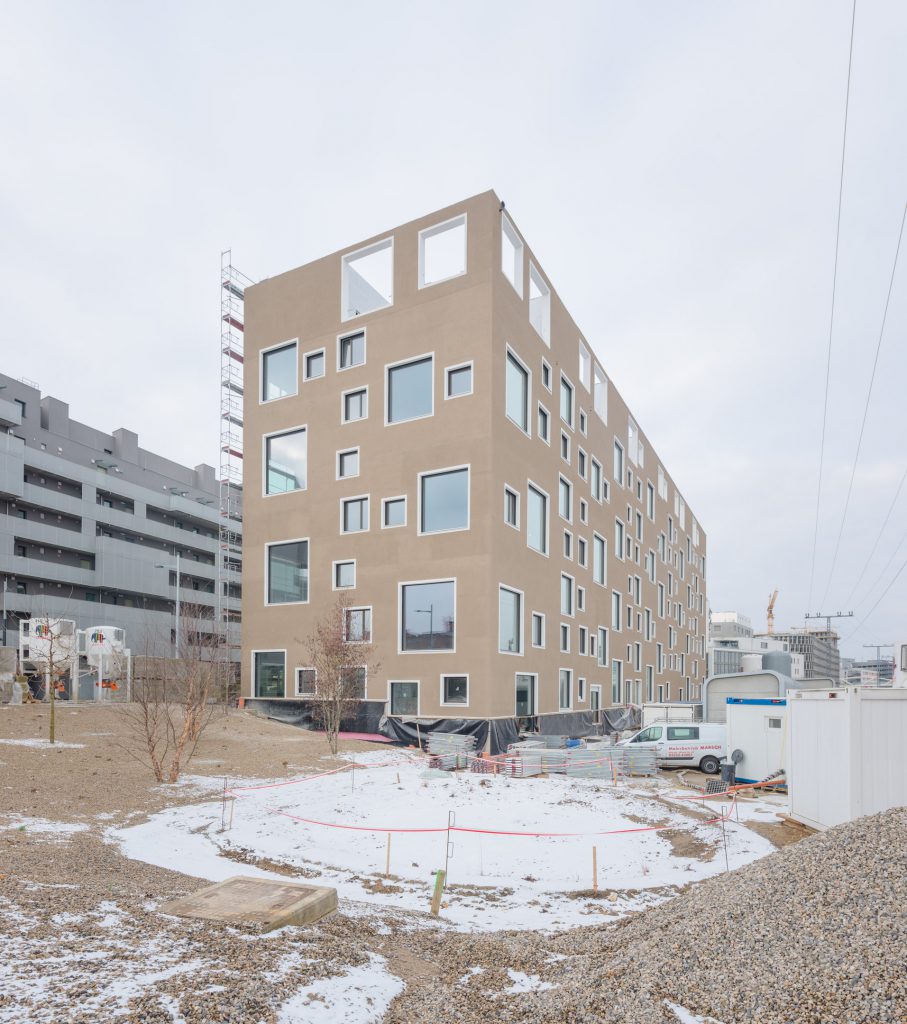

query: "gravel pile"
left=388, top=807, right=907, bottom=1023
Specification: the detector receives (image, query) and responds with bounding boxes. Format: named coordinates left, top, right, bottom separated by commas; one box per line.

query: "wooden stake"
left=592, top=846, right=598, bottom=893
left=385, top=832, right=392, bottom=879
left=430, top=869, right=446, bottom=917
left=416, top=722, right=423, bottom=752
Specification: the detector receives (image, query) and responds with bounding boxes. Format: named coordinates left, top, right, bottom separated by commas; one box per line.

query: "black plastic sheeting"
left=251, top=698, right=386, bottom=734
left=248, top=699, right=640, bottom=756
left=380, top=715, right=490, bottom=751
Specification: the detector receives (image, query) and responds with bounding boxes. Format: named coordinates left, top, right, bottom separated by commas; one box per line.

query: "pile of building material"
left=426, top=732, right=477, bottom=770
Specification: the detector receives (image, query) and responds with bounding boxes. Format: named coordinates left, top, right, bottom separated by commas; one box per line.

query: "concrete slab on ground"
left=161, top=875, right=337, bottom=930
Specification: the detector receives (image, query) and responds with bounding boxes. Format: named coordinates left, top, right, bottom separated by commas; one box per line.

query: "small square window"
left=390, top=680, right=418, bottom=715
left=446, top=362, right=473, bottom=399
left=337, top=448, right=359, bottom=479
left=304, top=349, right=325, bottom=381
left=420, top=214, right=467, bottom=288
left=343, top=387, right=368, bottom=423
left=334, top=560, right=356, bottom=589
left=338, top=331, right=366, bottom=370
left=442, top=674, right=469, bottom=706
left=342, top=237, right=393, bottom=321
left=382, top=496, right=407, bottom=528
left=504, top=486, right=519, bottom=529
left=341, top=496, right=369, bottom=533
left=296, top=667, right=317, bottom=697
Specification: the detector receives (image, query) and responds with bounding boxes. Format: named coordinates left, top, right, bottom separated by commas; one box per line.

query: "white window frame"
left=541, top=359, right=552, bottom=392
left=559, top=667, right=573, bottom=710
left=259, top=339, right=299, bottom=404
left=515, top=672, right=539, bottom=717
left=498, top=583, right=524, bottom=656
left=389, top=679, right=420, bottom=716
left=537, top=402, right=551, bottom=445
left=593, top=532, right=607, bottom=587
left=560, top=430, right=571, bottom=464
left=531, top=611, right=546, bottom=649
left=264, top=537, right=310, bottom=607
left=578, top=676, right=587, bottom=702
left=503, top=484, right=520, bottom=530
left=341, top=236, right=394, bottom=322
left=561, top=572, right=575, bottom=618
left=295, top=666, right=317, bottom=698
left=529, top=261, right=551, bottom=345
left=343, top=605, right=373, bottom=644
left=526, top=479, right=550, bottom=558
left=336, top=328, right=367, bottom=373
left=398, top=577, right=457, bottom=655
left=560, top=623, right=570, bottom=654
left=341, top=384, right=369, bottom=424
left=262, top=424, right=308, bottom=498
left=381, top=495, right=408, bottom=530
left=558, top=475, right=572, bottom=524
left=419, top=213, right=468, bottom=289
left=340, top=494, right=370, bottom=534
left=385, top=352, right=435, bottom=427
left=251, top=649, right=287, bottom=699
left=336, top=446, right=360, bottom=481
left=302, top=346, right=326, bottom=382
left=598, top=627, right=609, bottom=667
left=417, top=464, right=470, bottom=536
left=439, top=672, right=470, bottom=709
left=613, top=439, right=625, bottom=486
left=332, top=558, right=356, bottom=591
left=560, top=372, right=575, bottom=429
left=505, top=345, right=532, bottom=437
left=578, top=340, right=591, bottom=391
left=501, top=211, right=524, bottom=296
left=444, top=360, right=474, bottom=400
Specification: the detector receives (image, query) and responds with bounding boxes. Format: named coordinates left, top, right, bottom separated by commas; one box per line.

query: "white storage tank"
left=786, top=687, right=907, bottom=830
left=741, top=653, right=763, bottom=673
left=725, top=698, right=786, bottom=784
left=20, top=618, right=78, bottom=662
left=83, top=626, right=126, bottom=665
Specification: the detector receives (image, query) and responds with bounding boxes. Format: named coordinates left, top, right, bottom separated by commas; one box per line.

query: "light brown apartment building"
left=242, top=190, right=707, bottom=740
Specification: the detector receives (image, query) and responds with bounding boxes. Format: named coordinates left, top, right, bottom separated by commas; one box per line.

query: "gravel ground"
left=1, top=704, right=904, bottom=1023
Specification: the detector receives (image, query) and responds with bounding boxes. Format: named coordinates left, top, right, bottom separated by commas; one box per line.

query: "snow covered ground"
left=109, top=750, right=779, bottom=931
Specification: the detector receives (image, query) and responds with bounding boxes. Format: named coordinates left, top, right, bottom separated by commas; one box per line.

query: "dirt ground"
left=0, top=704, right=808, bottom=1024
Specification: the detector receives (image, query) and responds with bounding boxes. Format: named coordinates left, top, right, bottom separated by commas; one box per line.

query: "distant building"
left=849, top=659, right=894, bottom=686
left=708, top=611, right=804, bottom=678
left=766, top=628, right=840, bottom=681
left=0, top=373, right=241, bottom=659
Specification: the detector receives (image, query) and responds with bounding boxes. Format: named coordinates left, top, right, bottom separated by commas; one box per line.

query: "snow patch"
left=0, top=738, right=85, bottom=749
left=505, top=969, right=556, bottom=994
left=276, top=953, right=403, bottom=1023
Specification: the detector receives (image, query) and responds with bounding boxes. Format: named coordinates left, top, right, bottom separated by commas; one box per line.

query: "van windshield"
left=633, top=726, right=662, bottom=742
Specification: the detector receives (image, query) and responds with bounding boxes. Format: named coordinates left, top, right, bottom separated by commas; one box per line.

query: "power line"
left=853, top=518, right=907, bottom=615
left=807, top=0, right=858, bottom=612
left=842, top=464, right=907, bottom=608
left=818, top=199, right=907, bottom=608
left=843, top=554, right=907, bottom=643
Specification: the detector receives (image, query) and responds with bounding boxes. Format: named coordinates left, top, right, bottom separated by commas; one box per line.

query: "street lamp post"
left=415, top=605, right=434, bottom=651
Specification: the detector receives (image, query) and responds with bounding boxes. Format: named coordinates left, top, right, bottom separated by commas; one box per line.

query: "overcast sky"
left=2, top=1, right=905, bottom=660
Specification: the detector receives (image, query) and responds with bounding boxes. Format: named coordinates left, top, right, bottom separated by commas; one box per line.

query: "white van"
left=619, top=722, right=726, bottom=774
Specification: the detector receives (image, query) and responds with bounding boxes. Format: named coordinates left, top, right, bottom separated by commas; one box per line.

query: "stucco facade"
left=242, top=190, right=707, bottom=724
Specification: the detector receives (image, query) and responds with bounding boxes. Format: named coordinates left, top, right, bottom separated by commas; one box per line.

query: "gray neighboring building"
left=767, top=628, right=840, bottom=681
left=0, top=373, right=241, bottom=657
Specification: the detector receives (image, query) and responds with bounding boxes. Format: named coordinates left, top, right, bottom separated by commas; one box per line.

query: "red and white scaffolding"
left=218, top=251, right=253, bottom=657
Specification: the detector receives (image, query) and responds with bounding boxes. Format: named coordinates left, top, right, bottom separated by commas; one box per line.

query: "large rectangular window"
left=266, top=540, right=308, bottom=604
left=529, top=262, right=550, bottom=344
left=387, top=356, right=433, bottom=424
left=560, top=375, right=574, bottom=428
left=611, top=660, right=622, bottom=704
left=254, top=651, right=285, bottom=698
left=516, top=673, right=536, bottom=716
left=527, top=483, right=548, bottom=555
left=419, top=466, right=469, bottom=534
left=261, top=342, right=297, bottom=402
left=498, top=585, right=522, bottom=654
left=342, top=237, right=393, bottom=321
left=559, top=669, right=572, bottom=710
left=593, top=533, right=607, bottom=586
left=400, top=580, right=455, bottom=652
left=265, top=428, right=307, bottom=495
left=505, top=350, right=529, bottom=433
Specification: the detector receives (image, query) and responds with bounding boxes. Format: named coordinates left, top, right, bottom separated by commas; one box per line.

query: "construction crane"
left=766, top=590, right=778, bottom=635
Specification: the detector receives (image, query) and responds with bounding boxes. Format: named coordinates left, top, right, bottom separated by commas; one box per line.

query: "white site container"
left=725, top=698, right=786, bottom=785
left=786, top=687, right=907, bottom=831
